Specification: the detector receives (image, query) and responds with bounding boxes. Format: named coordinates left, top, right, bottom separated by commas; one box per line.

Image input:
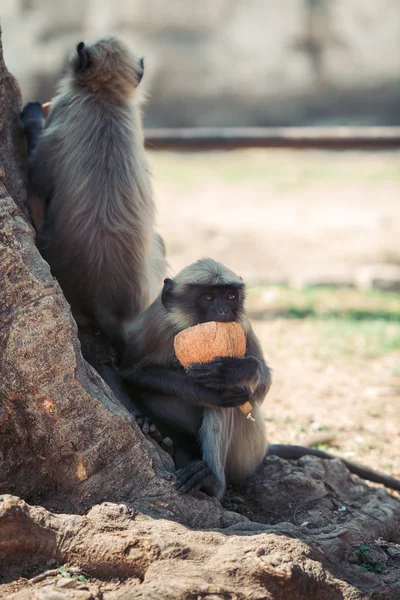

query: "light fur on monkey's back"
left=41, top=37, right=155, bottom=320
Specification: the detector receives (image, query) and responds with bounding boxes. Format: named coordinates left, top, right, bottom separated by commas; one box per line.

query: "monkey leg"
left=225, top=405, right=268, bottom=485
left=191, top=407, right=235, bottom=499
left=94, top=306, right=127, bottom=358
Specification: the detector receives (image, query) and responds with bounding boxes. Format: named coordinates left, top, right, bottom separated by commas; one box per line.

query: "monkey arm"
left=27, top=131, right=57, bottom=202
left=21, top=101, right=62, bottom=230
left=20, top=101, right=45, bottom=157
left=121, top=365, right=251, bottom=408
left=21, top=100, right=65, bottom=202
left=186, top=329, right=271, bottom=404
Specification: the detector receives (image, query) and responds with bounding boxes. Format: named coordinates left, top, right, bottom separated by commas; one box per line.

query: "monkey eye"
left=203, top=294, right=214, bottom=302
left=227, top=293, right=237, bottom=300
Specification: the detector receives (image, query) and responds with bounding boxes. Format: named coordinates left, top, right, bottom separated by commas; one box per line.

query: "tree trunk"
left=0, top=28, right=238, bottom=527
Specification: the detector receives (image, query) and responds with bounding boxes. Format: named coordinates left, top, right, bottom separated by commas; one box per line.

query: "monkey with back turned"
left=20, top=36, right=166, bottom=356
left=121, top=258, right=400, bottom=497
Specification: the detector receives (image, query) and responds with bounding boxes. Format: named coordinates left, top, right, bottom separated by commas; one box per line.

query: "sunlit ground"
left=151, top=149, right=400, bottom=283
left=150, top=149, right=400, bottom=483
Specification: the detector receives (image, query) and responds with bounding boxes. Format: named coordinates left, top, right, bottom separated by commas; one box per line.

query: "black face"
left=194, top=285, right=240, bottom=323
left=161, top=279, right=244, bottom=325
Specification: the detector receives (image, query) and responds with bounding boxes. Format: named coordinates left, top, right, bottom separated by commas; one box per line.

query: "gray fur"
left=122, top=259, right=270, bottom=499
left=28, top=36, right=166, bottom=352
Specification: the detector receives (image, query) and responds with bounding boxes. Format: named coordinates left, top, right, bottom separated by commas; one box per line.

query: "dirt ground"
left=152, top=149, right=400, bottom=285
left=151, top=148, right=400, bottom=479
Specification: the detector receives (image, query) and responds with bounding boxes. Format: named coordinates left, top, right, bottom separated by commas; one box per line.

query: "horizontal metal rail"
left=144, top=126, right=400, bottom=151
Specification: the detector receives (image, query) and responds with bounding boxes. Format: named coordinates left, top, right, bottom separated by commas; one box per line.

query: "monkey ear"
left=161, top=278, right=175, bottom=310
left=77, top=42, right=89, bottom=72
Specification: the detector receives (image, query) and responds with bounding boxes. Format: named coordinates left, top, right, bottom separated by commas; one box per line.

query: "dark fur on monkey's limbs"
left=187, top=356, right=264, bottom=390
left=175, top=460, right=220, bottom=495
left=123, top=365, right=252, bottom=409
left=136, top=415, right=174, bottom=455
left=121, top=259, right=271, bottom=500
left=20, top=101, right=45, bottom=155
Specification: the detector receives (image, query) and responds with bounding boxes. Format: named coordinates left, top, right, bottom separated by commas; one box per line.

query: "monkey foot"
left=175, top=460, right=220, bottom=496
left=136, top=415, right=174, bottom=456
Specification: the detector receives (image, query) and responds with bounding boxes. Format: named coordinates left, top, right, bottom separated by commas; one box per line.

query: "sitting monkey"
left=121, top=258, right=271, bottom=499
left=121, top=258, right=400, bottom=497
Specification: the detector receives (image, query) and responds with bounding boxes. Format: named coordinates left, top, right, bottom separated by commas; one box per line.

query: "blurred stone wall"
left=2, top=0, right=400, bottom=127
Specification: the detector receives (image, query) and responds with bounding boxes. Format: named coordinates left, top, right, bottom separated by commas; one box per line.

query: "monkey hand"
left=20, top=101, right=45, bottom=129
left=187, top=357, right=258, bottom=389
left=136, top=415, right=174, bottom=456
left=213, top=386, right=251, bottom=408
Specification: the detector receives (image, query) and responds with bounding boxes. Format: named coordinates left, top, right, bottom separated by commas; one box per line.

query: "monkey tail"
left=267, top=444, right=400, bottom=492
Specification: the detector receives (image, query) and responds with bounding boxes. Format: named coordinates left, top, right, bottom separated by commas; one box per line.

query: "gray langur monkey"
left=121, top=258, right=272, bottom=500
left=20, top=36, right=166, bottom=355
left=121, top=258, right=400, bottom=497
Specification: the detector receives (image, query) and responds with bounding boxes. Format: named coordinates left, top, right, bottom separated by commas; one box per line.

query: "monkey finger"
left=188, top=362, right=220, bottom=375
left=144, top=424, right=174, bottom=456
left=141, top=417, right=151, bottom=434
left=176, top=460, right=208, bottom=481
left=148, top=429, right=164, bottom=444
left=219, top=387, right=250, bottom=407
left=177, top=468, right=212, bottom=493
left=187, top=366, right=223, bottom=388
left=175, top=461, right=212, bottom=493
left=186, top=363, right=207, bottom=371
left=161, top=437, right=174, bottom=456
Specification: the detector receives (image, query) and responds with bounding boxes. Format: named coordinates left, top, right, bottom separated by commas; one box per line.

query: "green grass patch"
left=247, top=285, right=400, bottom=323
left=356, top=546, right=385, bottom=574
left=248, top=285, right=400, bottom=358
left=315, top=318, right=400, bottom=358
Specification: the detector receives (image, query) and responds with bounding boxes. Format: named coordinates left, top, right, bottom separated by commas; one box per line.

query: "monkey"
left=20, top=36, right=167, bottom=356
left=120, top=257, right=400, bottom=497
left=121, top=258, right=272, bottom=500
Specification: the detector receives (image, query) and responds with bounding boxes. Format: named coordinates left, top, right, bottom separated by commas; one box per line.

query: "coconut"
left=174, top=321, right=254, bottom=419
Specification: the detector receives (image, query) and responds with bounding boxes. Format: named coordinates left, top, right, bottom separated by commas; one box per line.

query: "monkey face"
left=162, top=278, right=243, bottom=327
left=194, top=286, right=240, bottom=323
left=161, top=259, right=246, bottom=330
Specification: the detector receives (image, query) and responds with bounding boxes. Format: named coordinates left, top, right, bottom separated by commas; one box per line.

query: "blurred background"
left=2, top=1, right=400, bottom=478
left=2, top=0, right=400, bottom=126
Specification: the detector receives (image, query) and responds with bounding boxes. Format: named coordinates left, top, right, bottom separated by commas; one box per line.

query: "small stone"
left=56, top=578, right=79, bottom=589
